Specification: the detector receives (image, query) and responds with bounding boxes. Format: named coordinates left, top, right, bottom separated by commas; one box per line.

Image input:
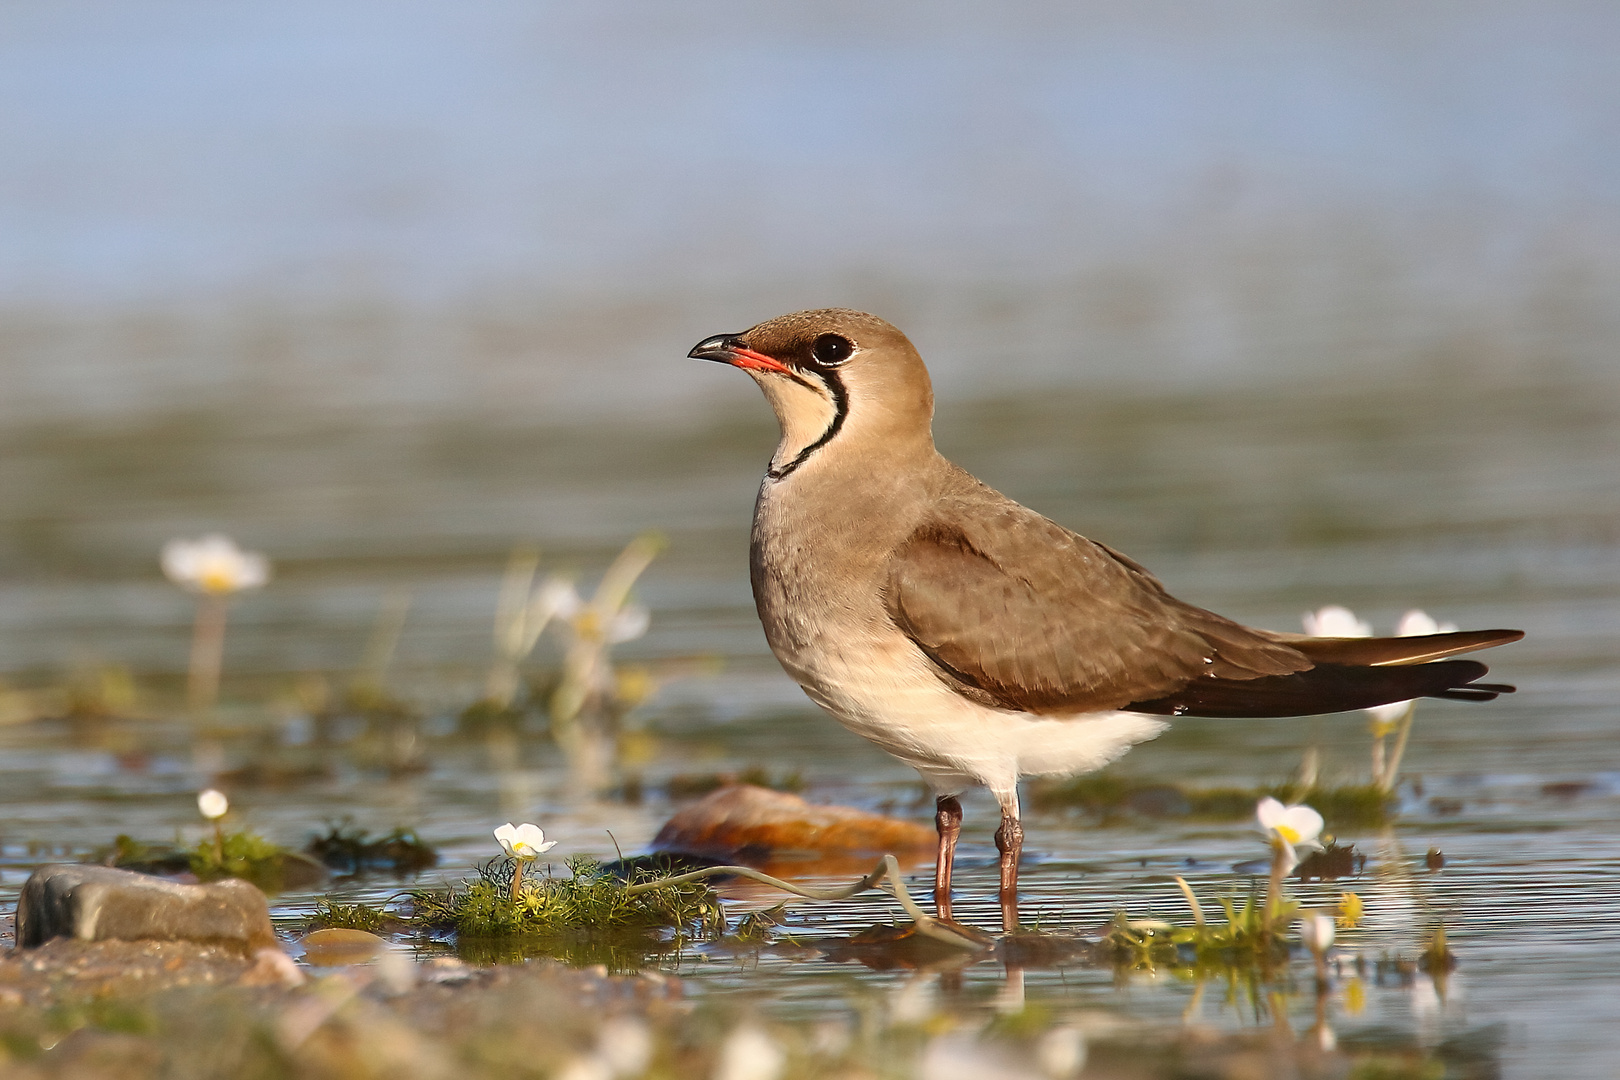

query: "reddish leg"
left=934, top=795, right=963, bottom=921
left=995, top=801, right=1024, bottom=933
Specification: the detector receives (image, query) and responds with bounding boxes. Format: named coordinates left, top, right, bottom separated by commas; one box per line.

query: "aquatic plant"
left=546, top=533, right=662, bottom=788
left=189, top=828, right=287, bottom=883
left=197, top=787, right=229, bottom=864
left=161, top=533, right=269, bottom=712
left=1108, top=891, right=1293, bottom=970
left=309, top=897, right=390, bottom=933
left=1109, top=798, right=1329, bottom=969
left=481, top=545, right=569, bottom=710
left=1257, top=796, right=1323, bottom=924
left=493, top=821, right=557, bottom=897
left=185, top=790, right=324, bottom=889
left=410, top=855, right=725, bottom=943
left=1029, top=774, right=1394, bottom=830
left=1303, top=604, right=1457, bottom=793
left=1298, top=910, right=1335, bottom=983
left=1336, top=892, right=1364, bottom=929
left=305, top=822, right=438, bottom=875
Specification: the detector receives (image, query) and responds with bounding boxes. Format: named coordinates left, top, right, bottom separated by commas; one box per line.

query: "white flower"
left=493, top=822, right=557, bottom=861
left=1299, top=911, right=1336, bottom=953
left=1397, top=609, right=1458, bottom=637
left=1257, top=796, right=1324, bottom=871
left=1366, top=609, right=1459, bottom=726
left=542, top=578, right=584, bottom=620
left=713, top=1025, right=784, bottom=1080
left=1302, top=605, right=1372, bottom=638
left=197, top=788, right=229, bottom=820
left=548, top=579, right=651, bottom=646
left=162, top=534, right=270, bottom=595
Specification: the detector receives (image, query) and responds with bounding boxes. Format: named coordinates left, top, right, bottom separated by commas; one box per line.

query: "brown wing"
left=884, top=495, right=1520, bottom=717
left=883, top=503, right=1312, bottom=715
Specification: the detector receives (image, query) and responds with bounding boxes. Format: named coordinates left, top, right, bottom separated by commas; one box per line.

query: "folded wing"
left=884, top=493, right=1519, bottom=718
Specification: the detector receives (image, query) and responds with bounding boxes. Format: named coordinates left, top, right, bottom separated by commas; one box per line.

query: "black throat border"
left=767, top=368, right=848, bottom=481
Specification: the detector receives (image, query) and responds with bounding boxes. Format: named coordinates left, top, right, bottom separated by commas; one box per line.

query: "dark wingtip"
left=1438, top=681, right=1516, bottom=702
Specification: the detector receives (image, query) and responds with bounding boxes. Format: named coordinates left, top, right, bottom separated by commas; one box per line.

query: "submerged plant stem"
left=1380, top=702, right=1419, bottom=793
left=623, top=854, right=985, bottom=950
left=1174, top=875, right=1206, bottom=926
left=188, top=594, right=229, bottom=713
left=1264, top=839, right=1289, bottom=931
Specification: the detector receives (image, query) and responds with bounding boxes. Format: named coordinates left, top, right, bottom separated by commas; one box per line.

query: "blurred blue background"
left=3, top=0, right=1617, bottom=423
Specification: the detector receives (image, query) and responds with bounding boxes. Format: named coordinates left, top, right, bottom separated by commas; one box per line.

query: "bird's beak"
left=688, top=333, right=793, bottom=375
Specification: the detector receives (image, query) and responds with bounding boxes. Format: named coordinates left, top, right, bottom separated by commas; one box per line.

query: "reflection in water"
left=0, top=370, right=1614, bottom=1074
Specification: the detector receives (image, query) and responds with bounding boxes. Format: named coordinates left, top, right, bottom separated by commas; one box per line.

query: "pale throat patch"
left=756, top=372, right=839, bottom=476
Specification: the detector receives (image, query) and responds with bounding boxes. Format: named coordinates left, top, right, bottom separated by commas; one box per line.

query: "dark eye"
left=811, top=333, right=854, bottom=366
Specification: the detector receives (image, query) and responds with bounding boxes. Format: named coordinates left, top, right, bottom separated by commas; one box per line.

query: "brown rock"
left=16, top=864, right=277, bottom=954
left=651, top=784, right=934, bottom=873
left=301, top=928, right=387, bottom=966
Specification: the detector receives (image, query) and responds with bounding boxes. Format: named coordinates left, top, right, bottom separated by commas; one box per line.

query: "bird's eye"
left=811, top=333, right=854, bottom=366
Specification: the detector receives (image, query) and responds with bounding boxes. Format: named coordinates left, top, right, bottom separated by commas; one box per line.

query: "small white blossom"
left=1302, top=605, right=1372, bottom=638
left=493, top=822, right=557, bottom=861
left=197, top=788, right=229, bottom=820
left=1257, top=796, right=1324, bottom=872
left=1299, top=911, right=1336, bottom=954
left=1397, top=609, right=1458, bottom=637
left=1367, top=609, right=1459, bottom=726
left=162, top=535, right=270, bottom=595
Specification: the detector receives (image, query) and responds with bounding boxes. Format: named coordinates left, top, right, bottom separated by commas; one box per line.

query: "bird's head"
left=688, top=308, right=935, bottom=479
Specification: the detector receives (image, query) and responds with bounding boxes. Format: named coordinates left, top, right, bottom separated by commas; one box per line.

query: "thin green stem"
left=1173, top=875, right=1206, bottom=927
left=1264, top=838, right=1289, bottom=931
left=188, top=594, right=229, bottom=714
left=511, top=859, right=526, bottom=900
left=1379, top=702, right=1419, bottom=793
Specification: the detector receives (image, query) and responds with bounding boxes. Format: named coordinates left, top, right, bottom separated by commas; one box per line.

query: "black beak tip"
left=688, top=333, right=742, bottom=362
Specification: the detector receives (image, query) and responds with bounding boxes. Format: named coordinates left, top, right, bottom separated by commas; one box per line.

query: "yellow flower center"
left=199, top=567, right=239, bottom=594
left=1276, top=824, right=1301, bottom=844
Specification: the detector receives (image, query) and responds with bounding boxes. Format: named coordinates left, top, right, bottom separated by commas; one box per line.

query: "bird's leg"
left=995, top=793, right=1024, bottom=933
left=933, top=795, right=963, bottom=921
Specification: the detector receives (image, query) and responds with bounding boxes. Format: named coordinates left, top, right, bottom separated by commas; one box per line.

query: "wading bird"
left=689, top=309, right=1521, bottom=931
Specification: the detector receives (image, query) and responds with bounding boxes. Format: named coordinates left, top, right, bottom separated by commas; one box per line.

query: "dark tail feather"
left=1127, top=660, right=1513, bottom=719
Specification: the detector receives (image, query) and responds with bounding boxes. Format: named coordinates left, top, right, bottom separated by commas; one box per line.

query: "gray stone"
left=16, top=864, right=277, bottom=953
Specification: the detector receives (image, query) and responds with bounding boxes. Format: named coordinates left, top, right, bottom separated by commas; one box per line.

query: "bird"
left=687, top=308, right=1522, bottom=932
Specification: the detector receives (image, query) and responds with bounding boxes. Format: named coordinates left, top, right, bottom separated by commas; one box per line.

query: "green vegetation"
left=103, top=834, right=191, bottom=875
left=305, top=822, right=438, bottom=875
left=1031, top=773, right=1395, bottom=830
left=308, top=897, right=391, bottom=933
left=1107, top=892, right=1297, bottom=972
left=188, top=829, right=326, bottom=891
left=411, top=856, right=724, bottom=942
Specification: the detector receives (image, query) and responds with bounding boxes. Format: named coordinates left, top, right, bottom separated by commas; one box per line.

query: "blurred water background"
left=1, top=2, right=1618, bottom=1077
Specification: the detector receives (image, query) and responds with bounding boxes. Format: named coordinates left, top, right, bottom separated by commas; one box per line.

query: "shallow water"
left=0, top=368, right=1617, bottom=1077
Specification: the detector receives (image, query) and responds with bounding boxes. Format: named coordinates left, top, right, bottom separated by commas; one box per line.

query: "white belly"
left=782, top=634, right=1170, bottom=800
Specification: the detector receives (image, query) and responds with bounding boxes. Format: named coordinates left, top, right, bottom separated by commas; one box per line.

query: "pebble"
left=16, top=864, right=278, bottom=953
